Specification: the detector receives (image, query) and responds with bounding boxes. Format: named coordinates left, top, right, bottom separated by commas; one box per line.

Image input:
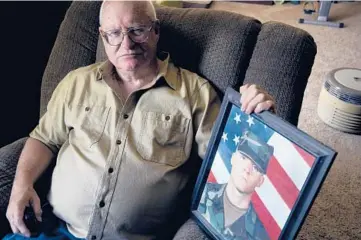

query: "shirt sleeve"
left=192, top=80, right=222, bottom=160
left=29, top=73, right=72, bottom=154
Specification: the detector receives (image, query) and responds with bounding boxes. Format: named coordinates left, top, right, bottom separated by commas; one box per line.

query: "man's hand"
left=6, top=185, right=42, bottom=237
left=239, top=84, right=275, bottom=114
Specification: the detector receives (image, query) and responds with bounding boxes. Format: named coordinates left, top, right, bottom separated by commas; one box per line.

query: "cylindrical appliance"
left=317, top=68, right=361, bottom=134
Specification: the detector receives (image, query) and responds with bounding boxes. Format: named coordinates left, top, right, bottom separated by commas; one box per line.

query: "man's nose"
left=121, top=34, right=135, bottom=49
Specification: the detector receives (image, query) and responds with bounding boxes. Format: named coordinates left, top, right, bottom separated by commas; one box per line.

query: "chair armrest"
left=0, top=137, right=55, bottom=237
left=0, top=137, right=27, bottom=237
left=243, top=21, right=317, bottom=126
left=0, top=137, right=28, bottom=213
left=173, top=218, right=211, bottom=240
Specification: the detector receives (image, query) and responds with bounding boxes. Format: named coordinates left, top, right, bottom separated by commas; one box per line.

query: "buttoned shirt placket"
left=87, top=76, right=137, bottom=240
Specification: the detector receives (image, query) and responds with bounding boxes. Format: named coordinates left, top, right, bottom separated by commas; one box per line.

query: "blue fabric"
left=2, top=222, right=84, bottom=240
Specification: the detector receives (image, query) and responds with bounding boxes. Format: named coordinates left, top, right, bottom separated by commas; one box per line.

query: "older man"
left=5, top=1, right=275, bottom=240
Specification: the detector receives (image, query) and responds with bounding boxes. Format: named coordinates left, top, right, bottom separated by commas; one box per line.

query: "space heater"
left=317, top=68, right=361, bottom=134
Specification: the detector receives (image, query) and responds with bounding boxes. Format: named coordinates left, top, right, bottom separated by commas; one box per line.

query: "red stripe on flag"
left=207, top=171, right=217, bottom=183
left=293, top=144, right=315, bottom=167
left=267, top=156, right=299, bottom=209
left=252, top=193, right=281, bottom=240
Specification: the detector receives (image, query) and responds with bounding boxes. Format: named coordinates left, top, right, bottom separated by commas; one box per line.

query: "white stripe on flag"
left=256, top=176, right=291, bottom=229
left=211, top=151, right=230, bottom=184
left=267, top=133, right=311, bottom=190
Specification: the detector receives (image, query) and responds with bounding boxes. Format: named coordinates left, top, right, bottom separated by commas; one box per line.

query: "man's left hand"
left=239, top=84, right=275, bottom=114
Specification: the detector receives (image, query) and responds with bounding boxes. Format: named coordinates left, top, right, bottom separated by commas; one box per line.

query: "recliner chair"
left=0, top=2, right=317, bottom=239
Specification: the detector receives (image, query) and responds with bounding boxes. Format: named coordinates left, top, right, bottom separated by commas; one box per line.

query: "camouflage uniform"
left=199, top=183, right=269, bottom=240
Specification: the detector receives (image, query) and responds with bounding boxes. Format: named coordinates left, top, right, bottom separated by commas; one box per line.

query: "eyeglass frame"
left=100, top=20, right=159, bottom=46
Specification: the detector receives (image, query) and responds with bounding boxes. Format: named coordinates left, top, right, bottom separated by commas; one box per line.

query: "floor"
left=210, top=1, right=361, bottom=239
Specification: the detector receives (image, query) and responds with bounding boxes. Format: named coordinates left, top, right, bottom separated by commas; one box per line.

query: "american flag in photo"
left=206, top=105, right=316, bottom=240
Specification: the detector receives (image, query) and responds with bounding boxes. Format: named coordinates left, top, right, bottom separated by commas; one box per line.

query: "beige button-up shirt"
left=30, top=54, right=221, bottom=240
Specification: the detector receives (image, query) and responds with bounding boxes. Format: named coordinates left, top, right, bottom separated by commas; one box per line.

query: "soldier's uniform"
left=198, top=131, right=274, bottom=240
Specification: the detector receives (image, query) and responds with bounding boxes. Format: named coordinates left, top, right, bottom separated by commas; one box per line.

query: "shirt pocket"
left=136, top=111, right=190, bottom=167
left=76, top=105, right=111, bottom=148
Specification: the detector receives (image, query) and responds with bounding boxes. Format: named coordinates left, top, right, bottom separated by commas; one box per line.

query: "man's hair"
left=99, top=0, right=157, bottom=26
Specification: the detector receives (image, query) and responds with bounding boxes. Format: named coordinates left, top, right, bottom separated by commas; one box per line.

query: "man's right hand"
left=6, top=185, right=42, bottom=237
left=5, top=138, right=53, bottom=237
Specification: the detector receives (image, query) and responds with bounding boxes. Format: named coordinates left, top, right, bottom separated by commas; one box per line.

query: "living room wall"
left=0, top=1, right=72, bottom=148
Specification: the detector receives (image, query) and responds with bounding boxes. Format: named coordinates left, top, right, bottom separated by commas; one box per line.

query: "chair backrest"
left=242, top=21, right=317, bottom=125
left=40, top=2, right=262, bottom=117
left=40, top=1, right=102, bottom=118
left=40, top=2, right=317, bottom=126
left=96, top=6, right=262, bottom=97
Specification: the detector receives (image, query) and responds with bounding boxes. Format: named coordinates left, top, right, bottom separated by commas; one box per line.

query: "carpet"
left=210, top=1, right=361, bottom=239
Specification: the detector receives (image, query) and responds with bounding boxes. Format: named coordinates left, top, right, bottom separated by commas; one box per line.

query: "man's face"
left=230, top=151, right=265, bottom=194
left=99, top=2, right=159, bottom=72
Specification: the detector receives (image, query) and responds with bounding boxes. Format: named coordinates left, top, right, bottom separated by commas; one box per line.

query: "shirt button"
left=99, top=201, right=105, bottom=208
left=108, top=168, right=114, bottom=173
left=91, top=236, right=96, bottom=240
left=123, top=114, right=129, bottom=119
left=116, top=140, right=121, bottom=145
left=165, top=116, right=170, bottom=121
left=85, top=107, right=90, bottom=111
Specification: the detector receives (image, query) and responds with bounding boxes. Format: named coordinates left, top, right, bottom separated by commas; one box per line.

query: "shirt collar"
left=96, top=51, right=177, bottom=90
left=155, top=52, right=177, bottom=90
left=96, top=60, right=112, bottom=81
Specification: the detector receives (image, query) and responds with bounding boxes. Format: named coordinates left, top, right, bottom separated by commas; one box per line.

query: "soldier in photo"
left=199, top=131, right=274, bottom=240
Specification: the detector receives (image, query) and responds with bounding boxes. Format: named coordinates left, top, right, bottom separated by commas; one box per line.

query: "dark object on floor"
left=303, top=1, right=317, bottom=14
left=0, top=2, right=317, bottom=239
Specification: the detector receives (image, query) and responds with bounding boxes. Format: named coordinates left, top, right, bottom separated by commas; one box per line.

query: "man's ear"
left=257, top=175, right=265, bottom=188
left=154, top=20, right=160, bottom=35
left=99, top=27, right=104, bottom=38
left=230, top=152, right=238, bottom=166
left=99, top=27, right=108, bottom=46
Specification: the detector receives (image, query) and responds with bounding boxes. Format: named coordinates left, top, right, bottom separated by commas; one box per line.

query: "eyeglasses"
left=100, top=21, right=158, bottom=46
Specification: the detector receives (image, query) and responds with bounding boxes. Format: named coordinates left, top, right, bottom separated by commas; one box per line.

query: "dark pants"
left=2, top=221, right=84, bottom=240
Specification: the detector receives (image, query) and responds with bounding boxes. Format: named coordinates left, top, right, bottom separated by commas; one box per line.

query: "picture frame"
left=191, top=87, right=337, bottom=240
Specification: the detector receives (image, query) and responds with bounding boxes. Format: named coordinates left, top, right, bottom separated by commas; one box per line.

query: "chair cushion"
left=243, top=21, right=317, bottom=125
left=173, top=218, right=211, bottom=240
left=0, top=137, right=28, bottom=213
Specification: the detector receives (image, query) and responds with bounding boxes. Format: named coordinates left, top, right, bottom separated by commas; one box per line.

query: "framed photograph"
left=191, top=87, right=337, bottom=240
